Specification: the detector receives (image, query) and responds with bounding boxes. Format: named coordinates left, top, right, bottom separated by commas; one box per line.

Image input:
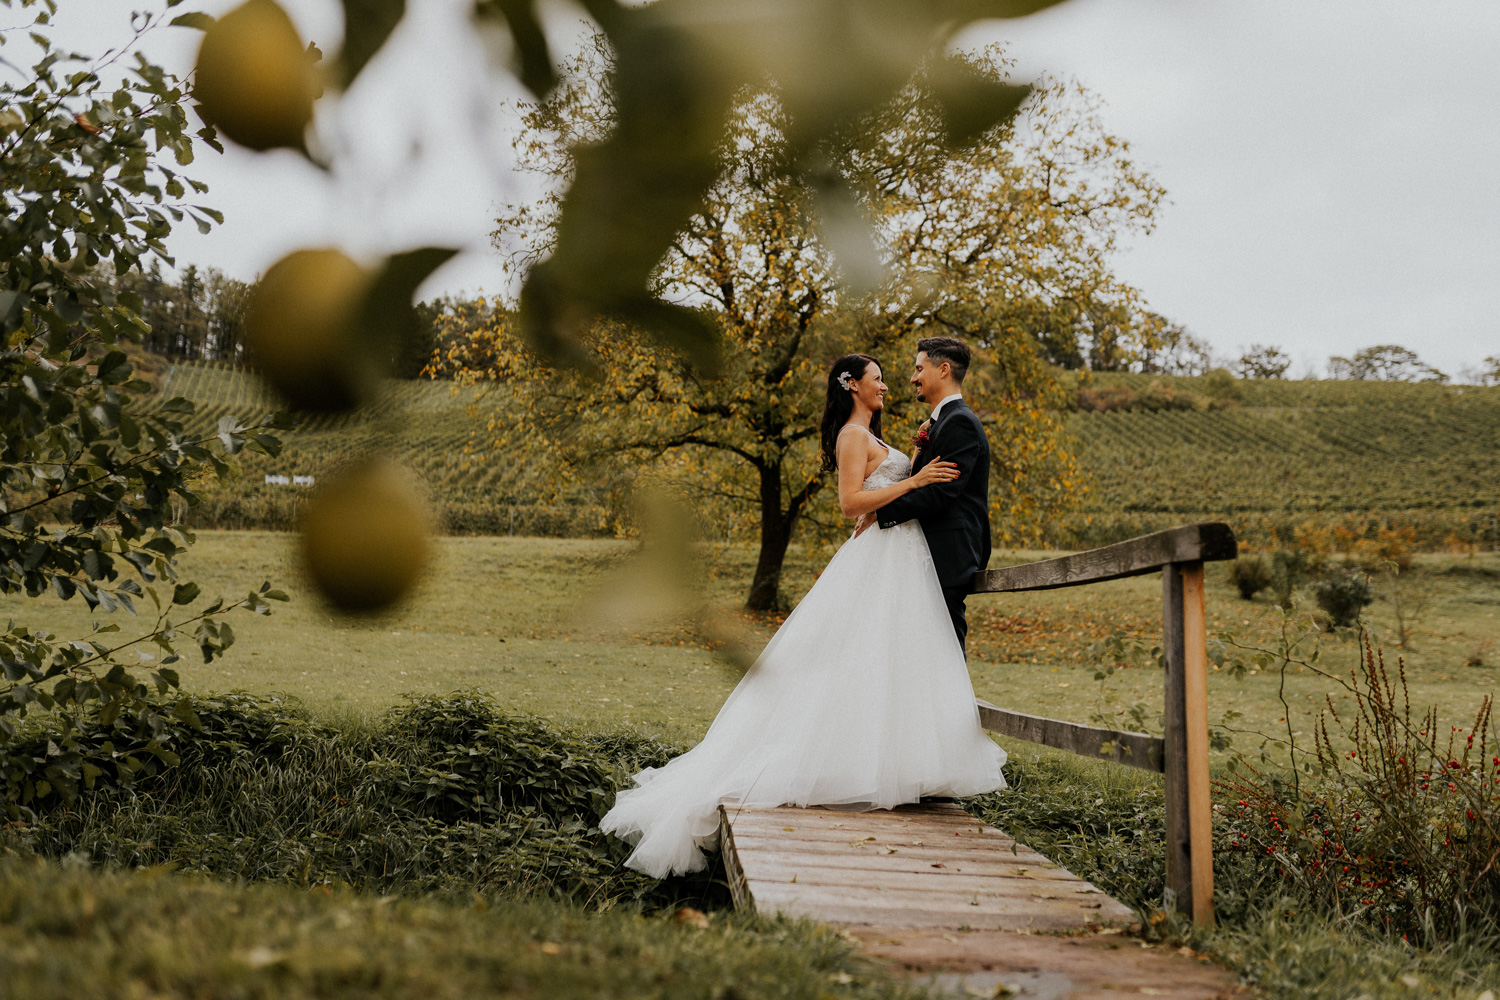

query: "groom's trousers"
left=941, top=585, right=970, bottom=654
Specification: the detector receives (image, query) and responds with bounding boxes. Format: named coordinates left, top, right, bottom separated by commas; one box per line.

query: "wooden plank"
left=726, top=827, right=996, bottom=851
left=727, top=852, right=1082, bottom=882
left=733, top=863, right=1106, bottom=895
left=1181, top=562, right=1216, bottom=928
left=729, top=801, right=971, bottom=819
left=750, top=881, right=1128, bottom=918
left=1161, top=563, right=1192, bottom=917
left=750, top=884, right=1135, bottom=930
left=732, top=839, right=1062, bottom=869
left=972, top=522, right=1237, bottom=594
left=747, top=901, right=1121, bottom=931
left=726, top=816, right=986, bottom=838
left=725, top=804, right=981, bottom=829
left=731, top=838, right=1056, bottom=867
left=976, top=700, right=1164, bottom=772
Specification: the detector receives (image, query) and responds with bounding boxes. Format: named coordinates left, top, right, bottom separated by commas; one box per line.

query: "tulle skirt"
left=599, top=520, right=1008, bottom=878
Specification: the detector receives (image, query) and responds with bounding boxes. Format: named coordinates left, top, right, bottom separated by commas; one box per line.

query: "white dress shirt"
left=929, top=392, right=964, bottom=421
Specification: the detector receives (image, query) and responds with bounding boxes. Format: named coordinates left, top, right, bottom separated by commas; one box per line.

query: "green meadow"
left=3, top=531, right=1495, bottom=753
left=5, top=532, right=1499, bottom=1000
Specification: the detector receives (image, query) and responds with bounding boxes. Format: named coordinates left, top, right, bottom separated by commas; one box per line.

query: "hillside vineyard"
left=159, top=363, right=1500, bottom=549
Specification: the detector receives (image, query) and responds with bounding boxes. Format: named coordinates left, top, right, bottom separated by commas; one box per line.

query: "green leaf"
left=95, top=350, right=132, bottom=385
left=172, top=582, right=200, bottom=605
left=168, top=12, right=215, bottom=30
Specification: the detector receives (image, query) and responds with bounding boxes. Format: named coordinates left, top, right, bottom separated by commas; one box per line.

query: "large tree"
left=447, top=41, right=1165, bottom=610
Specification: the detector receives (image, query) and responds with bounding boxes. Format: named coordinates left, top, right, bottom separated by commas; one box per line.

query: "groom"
left=868, top=336, right=991, bottom=653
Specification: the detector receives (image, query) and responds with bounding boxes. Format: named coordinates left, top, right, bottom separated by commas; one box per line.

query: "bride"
left=600, top=353, right=1007, bottom=878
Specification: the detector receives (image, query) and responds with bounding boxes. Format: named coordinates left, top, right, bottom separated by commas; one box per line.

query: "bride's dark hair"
left=819, top=354, right=883, bottom=472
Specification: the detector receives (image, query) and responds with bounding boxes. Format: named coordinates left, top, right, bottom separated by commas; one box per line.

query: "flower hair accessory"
left=836, top=371, right=854, bottom=391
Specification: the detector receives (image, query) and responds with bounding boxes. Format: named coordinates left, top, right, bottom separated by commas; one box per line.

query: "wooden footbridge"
left=718, top=524, right=1244, bottom=997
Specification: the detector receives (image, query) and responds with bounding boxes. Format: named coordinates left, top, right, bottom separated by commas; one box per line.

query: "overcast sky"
left=40, top=0, right=1500, bottom=379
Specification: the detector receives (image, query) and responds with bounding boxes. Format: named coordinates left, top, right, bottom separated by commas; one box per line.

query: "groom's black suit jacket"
left=877, top=398, right=992, bottom=592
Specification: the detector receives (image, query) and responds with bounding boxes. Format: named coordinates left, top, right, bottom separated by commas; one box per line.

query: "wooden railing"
left=970, top=522, right=1238, bottom=927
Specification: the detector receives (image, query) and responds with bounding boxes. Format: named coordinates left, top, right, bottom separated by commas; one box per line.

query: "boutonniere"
left=912, top=426, right=930, bottom=450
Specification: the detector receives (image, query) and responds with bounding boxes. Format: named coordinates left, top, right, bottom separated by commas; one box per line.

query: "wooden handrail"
left=971, top=522, right=1235, bottom=928
left=971, top=522, right=1237, bottom=594
left=976, top=700, right=1163, bottom=772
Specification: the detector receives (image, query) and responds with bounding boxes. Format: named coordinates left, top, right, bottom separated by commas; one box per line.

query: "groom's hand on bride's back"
left=911, top=458, right=960, bottom=488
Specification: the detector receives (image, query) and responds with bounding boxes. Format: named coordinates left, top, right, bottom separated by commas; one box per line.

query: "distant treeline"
left=125, top=263, right=1499, bottom=387
left=116, top=261, right=464, bottom=379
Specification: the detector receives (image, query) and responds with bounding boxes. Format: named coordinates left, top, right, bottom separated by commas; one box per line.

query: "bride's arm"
left=836, top=433, right=958, bottom=519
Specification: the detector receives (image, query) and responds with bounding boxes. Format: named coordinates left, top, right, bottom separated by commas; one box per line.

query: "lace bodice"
left=861, top=441, right=911, bottom=490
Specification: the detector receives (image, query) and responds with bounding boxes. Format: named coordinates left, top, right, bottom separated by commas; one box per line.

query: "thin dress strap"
left=838, top=423, right=889, bottom=451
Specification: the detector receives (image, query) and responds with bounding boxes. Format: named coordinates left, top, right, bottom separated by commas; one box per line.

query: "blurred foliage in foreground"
left=0, top=0, right=286, bottom=803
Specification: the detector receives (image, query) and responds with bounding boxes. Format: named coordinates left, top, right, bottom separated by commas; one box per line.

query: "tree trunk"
left=746, top=461, right=794, bottom=611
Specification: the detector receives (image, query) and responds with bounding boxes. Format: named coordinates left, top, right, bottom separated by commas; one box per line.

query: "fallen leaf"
left=671, top=907, right=710, bottom=929
left=540, top=942, right=562, bottom=955
left=930, top=863, right=947, bottom=869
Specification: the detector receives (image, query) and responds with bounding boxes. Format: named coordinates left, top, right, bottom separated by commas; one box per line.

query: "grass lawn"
left=0, top=857, right=925, bottom=1000
left=2, top=531, right=1495, bottom=755
left=4, top=530, right=1499, bottom=1000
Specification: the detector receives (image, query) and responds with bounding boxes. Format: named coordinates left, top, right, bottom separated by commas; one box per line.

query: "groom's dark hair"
left=917, top=336, right=971, bottom=383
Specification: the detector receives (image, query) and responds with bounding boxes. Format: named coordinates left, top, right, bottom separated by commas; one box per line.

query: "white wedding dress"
left=600, top=436, right=1007, bottom=878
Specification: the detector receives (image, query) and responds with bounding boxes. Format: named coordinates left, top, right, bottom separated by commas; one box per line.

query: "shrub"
left=1312, top=572, right=1374, bottom=628
left=1352, top=526, right=1417, bottom=573
left=1230, top=554, right=1273, bottom=600
left=1075, top=385, right=1139, bottom=412
left=1217, top=640, right=1500, bottom=940
left=0, top=692, right=715, bottom=911
left=1270, top=549, right=1315, bottom=609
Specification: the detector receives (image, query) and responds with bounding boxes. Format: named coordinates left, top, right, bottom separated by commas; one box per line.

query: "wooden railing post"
left=1162, top=560, right=1214, bottom=927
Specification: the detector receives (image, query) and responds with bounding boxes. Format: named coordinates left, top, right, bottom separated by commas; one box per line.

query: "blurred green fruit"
left=245, top=248, right=375, bottom=412
left=194, top=0, right=319, bottom=152
left=301, top=457, right=431, bottom=613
